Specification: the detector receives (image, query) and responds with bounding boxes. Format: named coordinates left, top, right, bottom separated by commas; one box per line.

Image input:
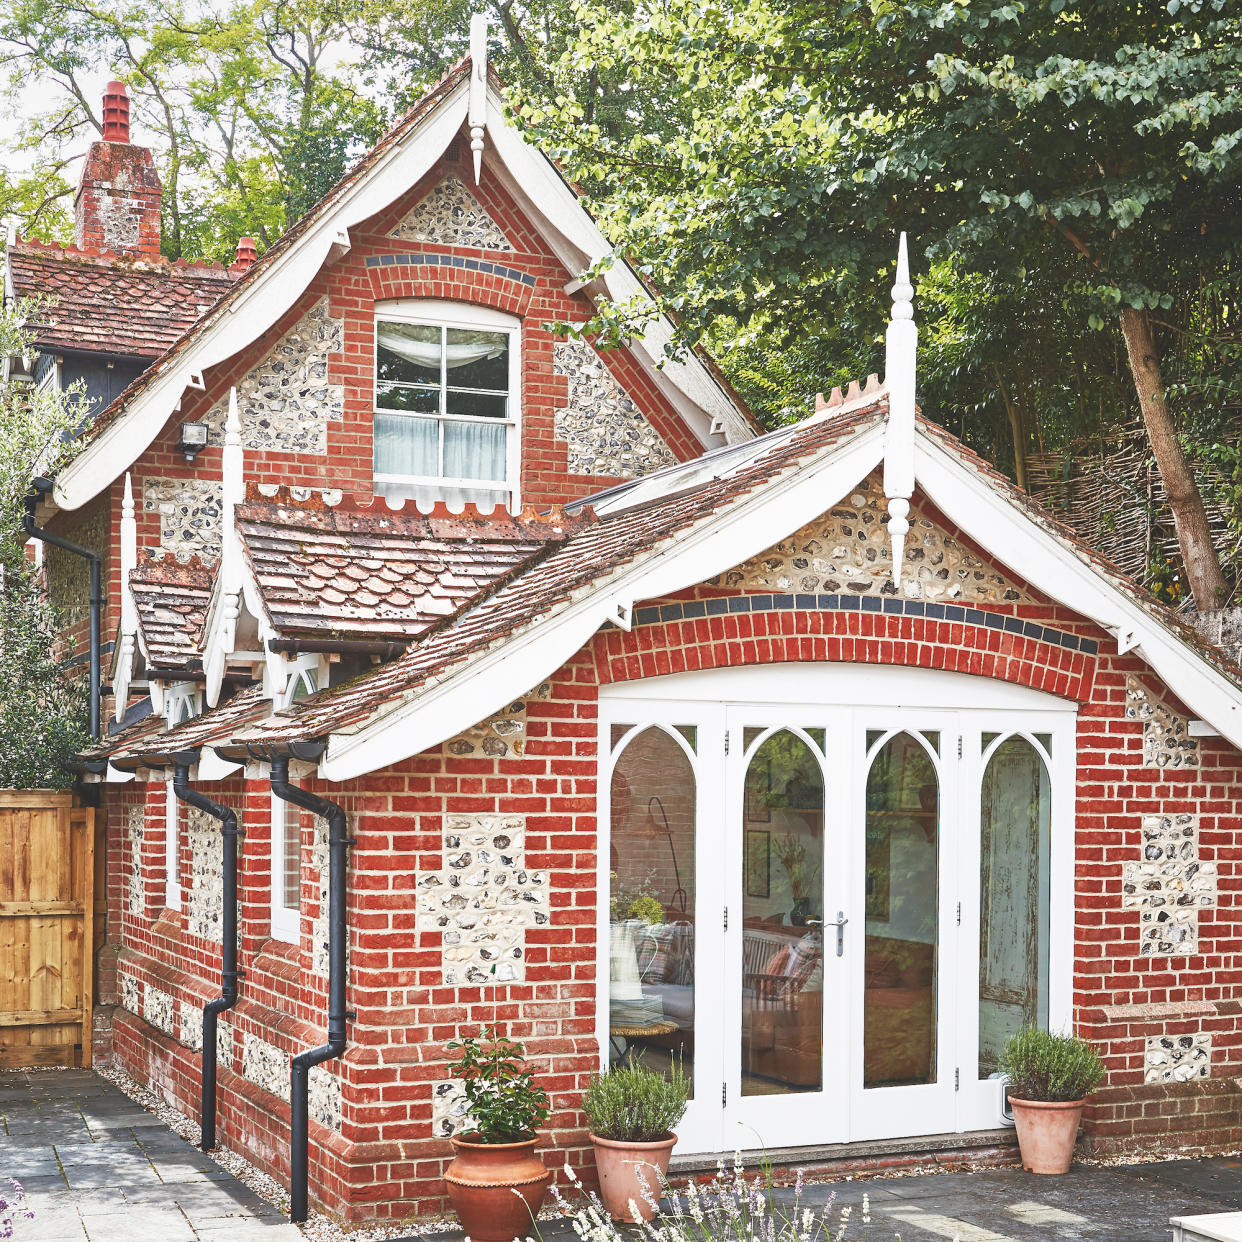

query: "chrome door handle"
left=827, top=911, right=848, bottom=957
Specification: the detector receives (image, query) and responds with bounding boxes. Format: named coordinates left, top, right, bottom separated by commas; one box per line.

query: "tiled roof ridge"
left=134, top=546, right=217, bottom=575
left=814, top=372, right=884, bottom=413
left=13, top=236, right=238, bottom=280
left=240, top=482, right=597, bottom=534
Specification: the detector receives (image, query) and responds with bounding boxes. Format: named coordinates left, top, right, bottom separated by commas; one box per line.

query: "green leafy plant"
left=446, top=1026, right=550, bottom=1144
left=999, top=1028, right=1104, bottom=1103
left=582, top=1060, right=690, bottom=1143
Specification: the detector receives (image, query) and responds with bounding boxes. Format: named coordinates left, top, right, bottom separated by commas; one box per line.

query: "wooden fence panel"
left=0, top=791, right=95, bottom=1068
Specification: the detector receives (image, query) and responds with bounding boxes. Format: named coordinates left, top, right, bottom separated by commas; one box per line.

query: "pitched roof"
left=130, top=552, right=214, bottom=672
left=225, top=400, right=889, bottom=749
left=8, top=240, right=239, bottom=358
left=50, top=56, right=758, bottom=513
left=236, top=488, right=594, bottom=642
left=89, top=388, right=1242, bottom=773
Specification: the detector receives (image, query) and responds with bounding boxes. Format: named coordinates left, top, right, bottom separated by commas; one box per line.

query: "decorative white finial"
left=469, top=14, right=488, bottom=184
left=115, top=472, right=138, bottom=722
left=883, top=233, right=917, bottom=586
left=221, top=386, right=245, bottom=586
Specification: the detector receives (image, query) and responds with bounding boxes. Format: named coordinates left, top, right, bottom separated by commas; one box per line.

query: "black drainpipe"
left=172, top=750, right=244, bottom=1152
left=23, top=477, right=101, bottom=739
left=263, top=745, right=349, bottom=1224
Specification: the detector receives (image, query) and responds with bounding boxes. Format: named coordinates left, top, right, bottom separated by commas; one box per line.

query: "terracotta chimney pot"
left=101, top=80, right=131, bottom=144
left=234, top=236, right=258, bottom=272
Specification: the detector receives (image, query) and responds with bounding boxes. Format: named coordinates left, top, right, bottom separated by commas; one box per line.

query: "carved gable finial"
left=469, top=13, right=488, bottom=184
left=883, top=232, right=917, bottom=582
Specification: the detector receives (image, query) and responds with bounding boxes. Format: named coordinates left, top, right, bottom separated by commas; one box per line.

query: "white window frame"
left=372, top=299, right=522, bottom=508
left=270, top=792, right=301, bottom=944
left=279, top=657, right=321, bottom=710
left=164, top=780, right=182, bottom=911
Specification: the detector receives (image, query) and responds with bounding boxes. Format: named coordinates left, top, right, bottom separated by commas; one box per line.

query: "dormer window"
left=373, top=301, right=520, bottom=509
left=165, top=684, right=201, bottom=726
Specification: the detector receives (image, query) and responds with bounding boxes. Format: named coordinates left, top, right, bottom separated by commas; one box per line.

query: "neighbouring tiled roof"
left=8, top=240, right=239, bottom=358
left=130, top=552, right=214, bottom=672
left=237, top=488, right=589, bottom=642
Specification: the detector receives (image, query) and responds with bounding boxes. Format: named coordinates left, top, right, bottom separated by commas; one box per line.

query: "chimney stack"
left=233, top=236, right=258, bottom=273
left=74, top=79, right=162, bottom=260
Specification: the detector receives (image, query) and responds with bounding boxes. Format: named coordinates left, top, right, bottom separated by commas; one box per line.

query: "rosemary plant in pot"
left=999, top=1027, right=1104, bottom=1174
left=443, top=1028, right=551, bottom=1240
left=582, top=1059, right=690, bottom=1221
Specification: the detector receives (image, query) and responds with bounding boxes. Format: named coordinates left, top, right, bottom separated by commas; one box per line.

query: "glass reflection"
left=609, top=728, right=696, bottom=1087
left=864, top=733, right=938, bottom=1088
left=741, top=730, right=825, bottom=1096
left=979, top=737, right=1051, bottom=1075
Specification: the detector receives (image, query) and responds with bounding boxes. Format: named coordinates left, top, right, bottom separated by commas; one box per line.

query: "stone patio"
left=0, top=1069, right=300, bottom=1241
left=2, top=1069, right=1240, bottom=1241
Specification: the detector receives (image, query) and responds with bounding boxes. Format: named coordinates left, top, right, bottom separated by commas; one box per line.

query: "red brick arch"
left=592, top=606, right=1096, bottom=703
left=366, top=257, right=535, bottom=318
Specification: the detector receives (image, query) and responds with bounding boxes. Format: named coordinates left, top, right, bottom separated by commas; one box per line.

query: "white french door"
left=599, top=666, right=1075, bottom=1156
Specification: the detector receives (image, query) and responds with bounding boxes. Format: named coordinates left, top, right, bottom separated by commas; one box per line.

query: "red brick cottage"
left=29, top=21, right=1242, bottom=1229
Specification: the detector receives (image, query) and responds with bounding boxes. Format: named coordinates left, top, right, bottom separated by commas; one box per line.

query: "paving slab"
left=0, top=1070, right=302, bottom=1242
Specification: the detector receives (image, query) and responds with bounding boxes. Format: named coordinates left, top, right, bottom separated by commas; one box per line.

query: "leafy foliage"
left=999, top=1027, right=1105, bottom=1103
left=582, top=1059, right=689, bottom=1142
left=0, top=297, right=92, bottom=789
left=447, top=1026, right=550, bottom=1143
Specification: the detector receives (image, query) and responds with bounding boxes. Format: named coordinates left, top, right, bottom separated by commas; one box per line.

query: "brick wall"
left=98, top=492, right=1242, bottom=1223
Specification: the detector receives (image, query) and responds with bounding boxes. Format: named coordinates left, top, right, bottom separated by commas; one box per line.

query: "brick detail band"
left=632, top=594, right=1098, bottom=657
left=365, top=252, right=538, bottom=287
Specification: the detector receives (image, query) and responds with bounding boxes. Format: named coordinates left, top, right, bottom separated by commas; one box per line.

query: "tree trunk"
left=994, top=366, right=1027, bottom=491
left=1118, top=306, right=1227, bottom=610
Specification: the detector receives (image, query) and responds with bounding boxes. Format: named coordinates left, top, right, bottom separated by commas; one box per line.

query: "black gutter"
left=172, top=751, right=243, bottom=1153
left=267, top=637, right=406, bottom=660
left=23, top=477, right=101, bottom=738
left=261, top=744, right=349, bottom=1224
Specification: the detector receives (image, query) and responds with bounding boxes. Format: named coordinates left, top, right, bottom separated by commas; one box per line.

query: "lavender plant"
left=542, top=1154, right=900, bottom=1242
left=0, top=1180, right=34, bottom=1240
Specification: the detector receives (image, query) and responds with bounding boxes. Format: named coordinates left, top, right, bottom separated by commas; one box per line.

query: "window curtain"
left=376, top=323, right=503, bottom=370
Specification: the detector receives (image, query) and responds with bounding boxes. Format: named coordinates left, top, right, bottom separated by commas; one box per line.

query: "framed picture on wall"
left=745, top=829, right=770, bottom=898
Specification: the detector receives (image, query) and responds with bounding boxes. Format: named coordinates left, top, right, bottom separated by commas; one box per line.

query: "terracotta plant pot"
left=1009, top=1097, right=1085, bottom=1174
left=590, top=1131, right=678, bottom=1222
left=444, top=1134, right=552, bottom=1241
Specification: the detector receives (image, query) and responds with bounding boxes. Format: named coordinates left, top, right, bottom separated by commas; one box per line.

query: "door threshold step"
left=668, top=1128, right=1019, bottom=1180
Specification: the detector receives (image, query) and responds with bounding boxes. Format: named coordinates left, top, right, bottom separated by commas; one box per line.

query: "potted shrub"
left=442, top=1027, right=552, bottom=1241
left=999, top=1027, right=1105, bottom=1174
left=582, top=1059, right=690, bottom=1221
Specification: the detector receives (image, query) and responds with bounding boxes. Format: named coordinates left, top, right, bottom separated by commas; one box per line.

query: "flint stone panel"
left=1145, top=1032, right=1210, bottom=1084
left=443, top=682, right=552, bottom=758
left=553, top=336, right=676, bottom=478
left=1122, top=813, right=1216, bottom=956
left=126, top=805, right=145, bottom=918
left=1125, top=676, right=1200, bottom=769
left=143, top=478, right=223, bottom=559
left=204, top=297, right=344, bottom=454
left=390, top=176, right=512, bottom=250
left=417, top=813, right=548, bottom=985
left=711, top=475, right=1030, bottom=604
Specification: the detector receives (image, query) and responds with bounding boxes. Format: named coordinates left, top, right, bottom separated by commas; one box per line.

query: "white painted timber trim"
left=481, top=88, right=753, bottom=448
left=318, top=426, right=885, bottom=779
left=914, top=432, right=1242, bottom=747
left=53, top=83, right=471, bottom=511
